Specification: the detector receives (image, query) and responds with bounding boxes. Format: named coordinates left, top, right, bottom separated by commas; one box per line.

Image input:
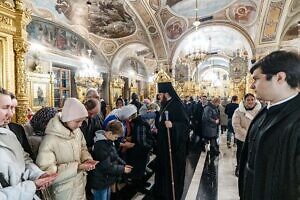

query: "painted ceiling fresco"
left=30, top=0, right=136, bottom=39
left=227, top=0, right=257, bottom=25
left=166, top=0, right=237, bottom=17
left=88, top=0, right=136, bottom=38
left=283, top=24, right=299, bottom=41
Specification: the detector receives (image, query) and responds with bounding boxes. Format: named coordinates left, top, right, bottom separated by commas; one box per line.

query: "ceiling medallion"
left=101, top=41, right=118, bottom=55
left=148, top=25, right=157, bottom=34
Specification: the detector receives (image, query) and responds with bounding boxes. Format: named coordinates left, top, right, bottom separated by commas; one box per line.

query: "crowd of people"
left=0, top=50, right=299, bottom=200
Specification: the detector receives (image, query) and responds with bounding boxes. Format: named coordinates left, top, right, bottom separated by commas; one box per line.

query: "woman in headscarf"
left=24, top=107, right=58, bottom=159
left=36, top=98, right=98, bottom=200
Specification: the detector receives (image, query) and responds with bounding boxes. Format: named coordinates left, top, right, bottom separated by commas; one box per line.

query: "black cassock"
left=153, top=98, right=189, bottom=200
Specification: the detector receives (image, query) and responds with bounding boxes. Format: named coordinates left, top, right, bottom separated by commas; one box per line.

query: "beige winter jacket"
left=232, top=101, right=261, bottom=142
left=36, top=114, right=92, bottom=200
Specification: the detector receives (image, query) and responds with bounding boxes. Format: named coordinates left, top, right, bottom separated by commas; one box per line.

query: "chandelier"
left=75, top=49, right=103, bottom=87
left=193, top=0, right=201, bottom=29
left=185, top=49, right=208, bottom=64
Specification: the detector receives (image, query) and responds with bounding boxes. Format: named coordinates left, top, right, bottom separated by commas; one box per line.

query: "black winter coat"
left=80, top=116, right=103, bottom=151
left=126, top=116, right=153, bottom=179
left=202, top=103, right=220, bottom=139
left=8, top=123, right=34, bottom=159
left=88, top=138, right=125, bottom=190
left=239, top=93, right=300, bottom=200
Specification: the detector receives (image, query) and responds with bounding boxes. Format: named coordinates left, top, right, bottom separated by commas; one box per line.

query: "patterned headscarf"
left=30, top=107, right=58, bottom=135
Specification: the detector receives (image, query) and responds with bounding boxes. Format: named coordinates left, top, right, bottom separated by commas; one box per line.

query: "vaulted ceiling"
left=23, top=0, right=299, bottom=76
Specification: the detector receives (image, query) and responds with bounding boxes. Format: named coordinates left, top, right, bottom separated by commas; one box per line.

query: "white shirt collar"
left=267, top=93, right=298, bottom=109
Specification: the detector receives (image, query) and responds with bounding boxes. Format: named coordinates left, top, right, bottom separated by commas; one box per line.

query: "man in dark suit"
left=239, top=51, right=300, bottom=200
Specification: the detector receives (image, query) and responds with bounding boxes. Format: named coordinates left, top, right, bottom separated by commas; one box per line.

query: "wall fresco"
left=31, top=0, right=136, bottom=39
left=27, top=19, right=94, bottom=57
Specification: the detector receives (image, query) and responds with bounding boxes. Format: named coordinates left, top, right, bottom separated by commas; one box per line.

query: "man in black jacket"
left=81, top=98, right=102, bottom=152
left=239, top=50, right=300, bottom=200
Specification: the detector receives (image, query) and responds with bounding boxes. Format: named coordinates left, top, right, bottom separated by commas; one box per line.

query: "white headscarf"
left=111, top=104, right=137, bottom=121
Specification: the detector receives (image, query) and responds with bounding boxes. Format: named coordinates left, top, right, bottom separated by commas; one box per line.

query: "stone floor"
left=121, top=132, right=239, bottom=200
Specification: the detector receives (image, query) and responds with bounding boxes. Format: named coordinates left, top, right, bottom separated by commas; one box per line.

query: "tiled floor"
left=217, top=134, right=239, bottom=200
left=127, top=133, right=239, bottom=200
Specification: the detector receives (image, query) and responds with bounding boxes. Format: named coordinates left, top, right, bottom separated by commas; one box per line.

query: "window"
left=53, top=67, right=71, bottom=108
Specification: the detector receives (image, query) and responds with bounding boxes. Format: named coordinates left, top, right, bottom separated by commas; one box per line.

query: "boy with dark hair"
left=88, top=120, right=132, bottom=200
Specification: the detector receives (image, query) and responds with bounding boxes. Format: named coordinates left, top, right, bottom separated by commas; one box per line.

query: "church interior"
left=0, top=0, right=299, bottom=199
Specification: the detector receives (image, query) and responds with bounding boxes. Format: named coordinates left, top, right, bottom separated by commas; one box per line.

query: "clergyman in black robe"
left=153, top=82, right=189, bottom=200
left=238, top=51, right=300, bottom=200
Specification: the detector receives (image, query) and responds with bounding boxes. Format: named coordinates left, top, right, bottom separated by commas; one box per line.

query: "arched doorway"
left=172, top=25, right=254, bottom=98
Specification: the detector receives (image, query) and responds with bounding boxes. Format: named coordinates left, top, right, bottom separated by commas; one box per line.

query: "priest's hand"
left=165, top=120, right=172, bottom=128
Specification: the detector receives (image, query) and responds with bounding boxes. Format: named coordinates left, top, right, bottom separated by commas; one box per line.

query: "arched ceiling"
left=174, top=25, right=253, bottom=57
left=22, top=0, right=299, bottom=76
left=110, top=43, right=151, bottom=75
left=166, top=0, right=237, bottom=17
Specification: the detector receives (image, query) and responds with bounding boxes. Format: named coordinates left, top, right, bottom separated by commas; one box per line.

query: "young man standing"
left=238, top=51, right=300, bottom=200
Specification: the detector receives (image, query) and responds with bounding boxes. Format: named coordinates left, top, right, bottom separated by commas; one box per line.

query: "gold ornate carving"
left=154, top=69, right=172, bottom=83
left=109, top=77, right=125, bottom=106
left=0, top=0, right=30, bottom=124
left=111, top=77, right=125, bottom=88
left=0, top=14, right=12, bottom=25
left=177, top=81, right=200, bottom=97
left=75, top=76, right=104, bottom=102
left=15, top=0, right=23, bottom=11
left=14, top=38, right=29, bottom=124
left=0, top=2, right=14, bottom=10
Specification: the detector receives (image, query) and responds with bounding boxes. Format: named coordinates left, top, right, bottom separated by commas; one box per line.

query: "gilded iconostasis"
left=0, top=0, right=299, bottom=122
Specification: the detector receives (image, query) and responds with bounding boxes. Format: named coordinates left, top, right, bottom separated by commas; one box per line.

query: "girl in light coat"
left=36, top=98, right=98, bottom=200
left=232, top=93, right=261, bottom=176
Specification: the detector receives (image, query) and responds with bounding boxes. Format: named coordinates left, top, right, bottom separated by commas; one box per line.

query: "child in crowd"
left=88, top=120, right=132, bottom=200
